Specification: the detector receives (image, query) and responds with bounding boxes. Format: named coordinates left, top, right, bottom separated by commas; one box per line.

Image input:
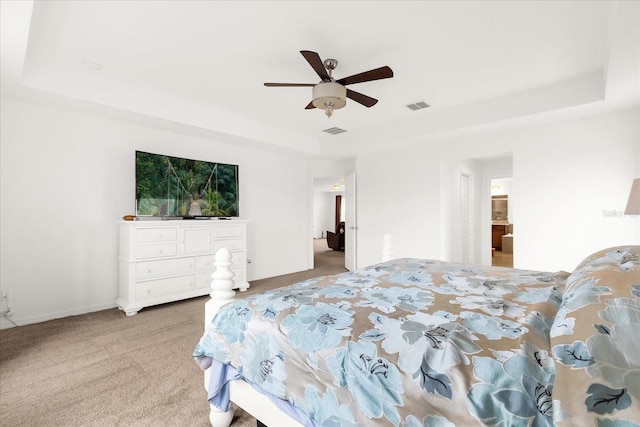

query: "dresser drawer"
left=196, top=253, right=242, bottom=275
left=231, top=266, right=244, bottom=284
left=196, top=255, right=215, bottom=271
left=136, top=228, right=177, bottom=243
left=136, top=275, right=196, bottom=299
left=196, top=271, right=213, bottom=289
left=136, top=257, right=195, bottom=280
left=213, top=225, right=243, bottom=238
left=198, top=247, right=244, bottom=270
left=213, top=237, right=244, bottom=252
left=136, top=243, right=177, bottom=259
left=231, top=251, right=245, bottom=266
left=182, top=228, right=212, bottom=254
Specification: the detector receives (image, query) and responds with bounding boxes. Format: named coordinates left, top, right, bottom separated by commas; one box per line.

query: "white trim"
left=0, top=302, right=117, bottom=330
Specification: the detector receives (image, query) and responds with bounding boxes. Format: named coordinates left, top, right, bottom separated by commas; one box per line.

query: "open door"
left=345, top=172, right=357, bottom=270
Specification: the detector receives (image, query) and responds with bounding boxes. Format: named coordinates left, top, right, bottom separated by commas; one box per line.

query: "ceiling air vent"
left=323, top=127, right=347, bottom=135
left=406, top=101, right=430, bottom=111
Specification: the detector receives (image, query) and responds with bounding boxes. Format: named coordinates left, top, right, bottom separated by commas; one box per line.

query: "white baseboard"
left=0, top=302, right=118, bottom=330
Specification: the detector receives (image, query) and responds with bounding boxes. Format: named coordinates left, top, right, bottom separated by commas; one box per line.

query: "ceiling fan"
left=264, top=50, right=394, bottom=118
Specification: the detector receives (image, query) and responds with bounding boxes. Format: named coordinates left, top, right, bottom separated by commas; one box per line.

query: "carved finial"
left=210, top=248, right=236, bottom=300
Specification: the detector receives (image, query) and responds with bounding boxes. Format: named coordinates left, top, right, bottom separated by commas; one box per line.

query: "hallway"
left=492, top=250, right=513, bottom=268
left=313, top=238, right=346, bottom=271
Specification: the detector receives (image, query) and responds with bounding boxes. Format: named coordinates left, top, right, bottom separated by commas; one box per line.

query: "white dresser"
left=117, top=220, right=249, bottom=316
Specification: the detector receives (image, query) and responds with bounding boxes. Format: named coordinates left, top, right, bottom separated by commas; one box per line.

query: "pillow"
left=572, top=246, right=640, bottom=273
left=550, top=246, right=640, bottom=427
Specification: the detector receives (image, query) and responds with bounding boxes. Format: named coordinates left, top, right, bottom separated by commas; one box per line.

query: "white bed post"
left=205, top=248, right=237, bottom=325
left=382, top=233, right=394, bottom=261
left=205, top=248, right=237, bottom=427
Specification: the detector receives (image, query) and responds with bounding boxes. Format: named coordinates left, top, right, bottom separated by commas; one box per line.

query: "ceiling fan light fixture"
left=264, top=50, right=393, bottom=116
left=312, top=82, right=346, bottom=118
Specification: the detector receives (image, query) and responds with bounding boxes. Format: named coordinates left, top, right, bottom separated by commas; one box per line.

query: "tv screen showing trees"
left=135, top=151, right=239, bottom=218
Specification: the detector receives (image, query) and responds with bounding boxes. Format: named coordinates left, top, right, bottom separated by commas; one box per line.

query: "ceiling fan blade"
left=305, top=101, right=316, bottom=110
left=346, top=89, right=378, bottom=108
left=264, top=83, right=316, bottom=87
left=336, top=66, right=394, bottom=86
left=300, top=50, right=330, bottom=81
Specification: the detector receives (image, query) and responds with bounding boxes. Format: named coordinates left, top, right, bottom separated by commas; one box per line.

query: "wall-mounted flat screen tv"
left=135, top=150, right=239, bottom=218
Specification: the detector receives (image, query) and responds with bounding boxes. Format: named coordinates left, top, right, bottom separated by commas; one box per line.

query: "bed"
left=194, top=245, right=640, bottom=427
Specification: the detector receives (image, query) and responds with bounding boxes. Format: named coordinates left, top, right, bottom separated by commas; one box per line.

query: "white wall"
left=356, top=148, right=442, bottom=266
left=513, top=109, right=640, bottom=270
left=356, top=108, right=639, bottom=271
left=0, top=97, right=311, bottom=328
left=313, top=191, right=335, bottom=239
left=491, top=178, right=513, bottom=197
left=2, top=97, right=637, bottom=328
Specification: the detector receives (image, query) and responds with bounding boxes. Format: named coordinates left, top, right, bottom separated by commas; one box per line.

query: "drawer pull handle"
left=144, top=288, right=151, bottom=294
left=147, top=269, right=152, bottom=273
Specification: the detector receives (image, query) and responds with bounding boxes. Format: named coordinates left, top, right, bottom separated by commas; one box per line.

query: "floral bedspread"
left=550, top=246, right=640, bottom=427
left=194, top=246, right=640, bottom=427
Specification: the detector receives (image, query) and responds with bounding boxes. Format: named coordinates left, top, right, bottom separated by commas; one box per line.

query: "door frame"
left=344, top=172, right=357, bottom=270
left=309, top=174, right=355, bottom=270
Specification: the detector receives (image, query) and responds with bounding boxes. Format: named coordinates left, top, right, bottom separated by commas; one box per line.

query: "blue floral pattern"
left=550, top=246, right=640, bottom=427
left=467, top=345, right=555, bottom=427
left=296, top=385, right=357, bottom=426
left=281, top=303, right=354, bottom=353
left=194, top=247, right=640, bottom=426
left=238, top=332, right=287, bottom=398
left=328, top=340, right=404, bottom=426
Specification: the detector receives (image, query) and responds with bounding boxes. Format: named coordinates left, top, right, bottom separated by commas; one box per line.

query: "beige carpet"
left=0, top=240, right=346, bottom=426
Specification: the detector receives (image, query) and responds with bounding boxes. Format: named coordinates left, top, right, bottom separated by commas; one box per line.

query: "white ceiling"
left=1, top=1, right=638, bottom=158
left=315, top=176, right=345, bottom=194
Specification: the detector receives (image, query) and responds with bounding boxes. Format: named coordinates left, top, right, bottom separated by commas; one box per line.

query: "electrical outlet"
left=1, top=290, right=14, bottom=319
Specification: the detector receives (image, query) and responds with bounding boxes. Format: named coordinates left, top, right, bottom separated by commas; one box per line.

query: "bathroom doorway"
left=491, top=178, right=513, bottom=267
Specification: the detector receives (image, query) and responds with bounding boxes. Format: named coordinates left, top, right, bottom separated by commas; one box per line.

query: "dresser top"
left=119, top=219, right=249, bottom=227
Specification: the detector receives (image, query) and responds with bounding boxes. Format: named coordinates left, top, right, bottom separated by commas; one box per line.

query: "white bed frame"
left=204, top=235, right=394, bottom=427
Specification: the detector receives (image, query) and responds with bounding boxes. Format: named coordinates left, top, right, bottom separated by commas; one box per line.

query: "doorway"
left=312, top=176, right=346, bottom=268
left=490, top=178, right=513, bottom=268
